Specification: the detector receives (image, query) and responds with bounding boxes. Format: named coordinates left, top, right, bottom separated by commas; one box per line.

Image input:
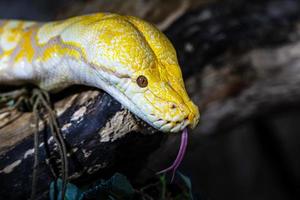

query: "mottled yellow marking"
left=1, top=21, right=23, bottom=51
left=58, top=40, right=88, bottom=60
left=14, top=29, right=35, bottom=62
left=36, top=13, right=112, bottom=45
left=81, top=16, right=155, bottom=75
left=39, top=44, right=81, bottom=62
left=0, top=49, right=13, bottom=59
left=7, top=22, right=23, bottom=42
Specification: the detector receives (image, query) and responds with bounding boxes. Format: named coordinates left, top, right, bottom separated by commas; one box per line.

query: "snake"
left=0, top=13, right=199, bottom=181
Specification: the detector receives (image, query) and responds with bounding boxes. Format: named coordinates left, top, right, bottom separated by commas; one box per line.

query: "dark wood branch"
left=0, top=88, right=163, bottom=199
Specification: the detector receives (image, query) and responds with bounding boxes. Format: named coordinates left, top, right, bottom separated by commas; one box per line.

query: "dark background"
left=0, top=0, right=299, bottom=199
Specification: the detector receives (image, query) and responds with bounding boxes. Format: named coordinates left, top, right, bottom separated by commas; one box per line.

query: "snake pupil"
left=137, top=75, right=148, bottom=88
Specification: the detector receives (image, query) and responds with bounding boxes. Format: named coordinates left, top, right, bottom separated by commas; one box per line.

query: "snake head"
left=83, top=14, right=199, bottom=132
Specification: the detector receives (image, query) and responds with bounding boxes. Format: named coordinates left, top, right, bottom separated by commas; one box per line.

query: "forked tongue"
left=157, top=128, right=188, bottom=182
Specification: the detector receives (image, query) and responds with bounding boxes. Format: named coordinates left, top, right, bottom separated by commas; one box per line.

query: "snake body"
left=0, top=13, right=199, bottom=133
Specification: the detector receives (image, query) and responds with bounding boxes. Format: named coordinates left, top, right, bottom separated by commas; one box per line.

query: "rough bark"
left=0, top=87, right=163, bottom=199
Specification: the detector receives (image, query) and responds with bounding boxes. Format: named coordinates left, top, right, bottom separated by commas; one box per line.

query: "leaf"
left=82, top=173, right=134, bottom=199
left=49, top=173, right=134, bottom=200
left=49, top=179, right=84, bottom=200
left=159, top=174, right=167, bottom=199
left=108, top=173, right=135, bottom=199
left=177, top=172, right=194, bottom=200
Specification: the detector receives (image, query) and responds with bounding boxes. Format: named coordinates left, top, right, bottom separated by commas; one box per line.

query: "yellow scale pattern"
left=0, top=13, right=199, bottom=133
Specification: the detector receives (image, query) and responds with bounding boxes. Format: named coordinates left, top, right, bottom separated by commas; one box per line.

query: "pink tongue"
left=157, top=128, right=188, bottom=182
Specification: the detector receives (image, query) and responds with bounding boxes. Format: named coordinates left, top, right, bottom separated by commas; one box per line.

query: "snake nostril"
left=170, top=104, right=177, bottom=109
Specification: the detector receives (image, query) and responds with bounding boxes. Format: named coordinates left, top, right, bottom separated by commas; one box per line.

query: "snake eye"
left=137, top=75, right=148, bottom=88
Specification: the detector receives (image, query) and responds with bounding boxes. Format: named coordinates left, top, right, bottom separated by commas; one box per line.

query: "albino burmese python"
left=0, top=13, right=199, bottom=187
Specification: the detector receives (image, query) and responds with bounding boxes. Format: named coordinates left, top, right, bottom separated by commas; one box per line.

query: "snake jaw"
left=170, top=121, right=185, bottom=133
left=171, top=119, right=190, bottom=133
left=152, top=117, right=191, bottom=133
left=153, top=119, right=166, bottom=127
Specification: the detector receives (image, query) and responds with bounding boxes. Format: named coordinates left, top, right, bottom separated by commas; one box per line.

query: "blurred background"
left=1, top=0, right=300, bottom=199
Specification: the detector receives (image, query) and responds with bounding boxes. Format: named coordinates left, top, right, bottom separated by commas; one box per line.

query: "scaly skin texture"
left=0, top=13, right=199, bottom=133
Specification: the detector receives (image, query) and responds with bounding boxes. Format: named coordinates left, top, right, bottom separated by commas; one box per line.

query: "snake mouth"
left=154, top=118, right=190, bottom=133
